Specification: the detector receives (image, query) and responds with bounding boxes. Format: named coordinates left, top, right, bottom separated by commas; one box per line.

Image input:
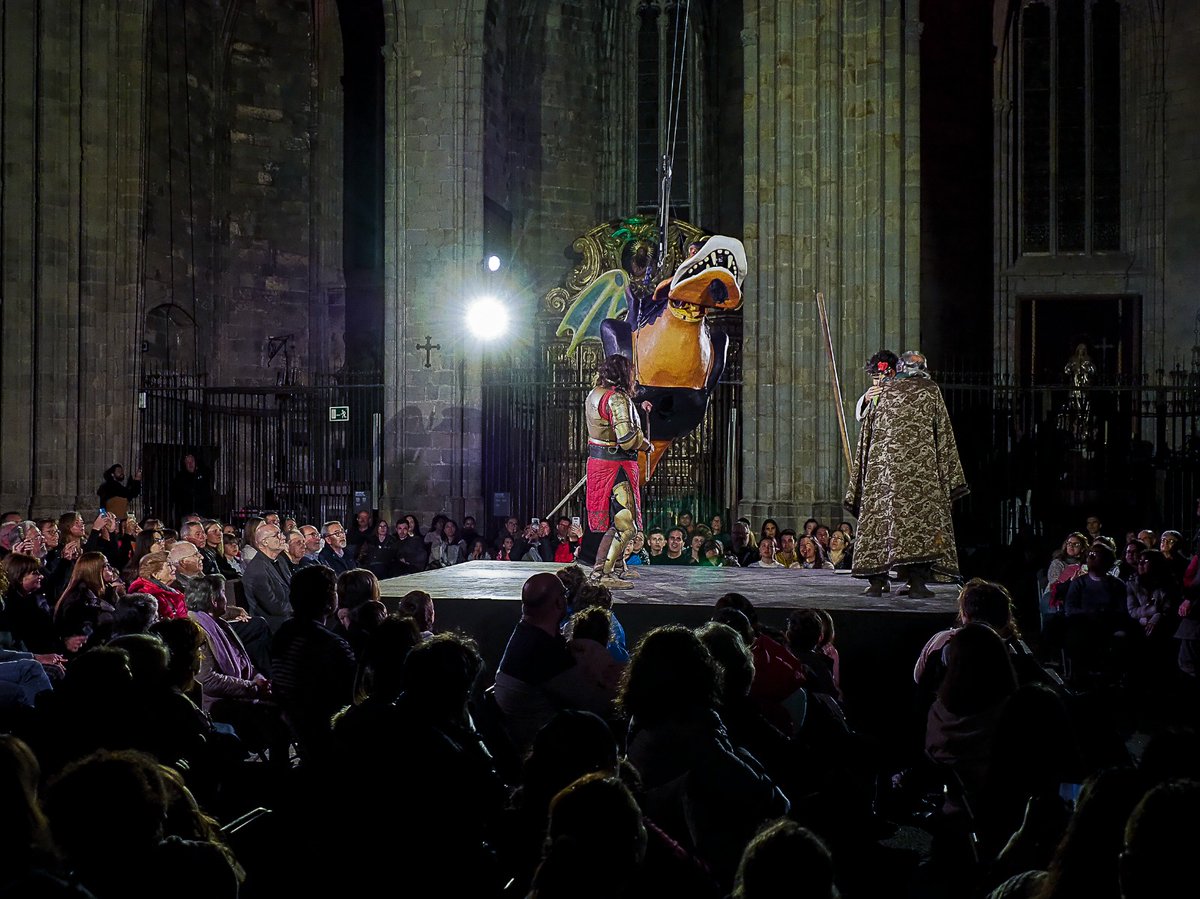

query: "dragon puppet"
left=556, top=223, right=747, bottom=484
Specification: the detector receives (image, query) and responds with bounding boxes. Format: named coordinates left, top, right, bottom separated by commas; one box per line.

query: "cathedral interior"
left=1, top=0, right=1197, bottom=548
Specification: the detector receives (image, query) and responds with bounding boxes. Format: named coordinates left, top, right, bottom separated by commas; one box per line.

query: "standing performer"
left=844, top=350, right=968, bottom=598
left=585, top=354, right=653, bottom=589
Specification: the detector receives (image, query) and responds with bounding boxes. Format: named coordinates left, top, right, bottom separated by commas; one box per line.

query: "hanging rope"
left=656, top=0, right=692, bottom=275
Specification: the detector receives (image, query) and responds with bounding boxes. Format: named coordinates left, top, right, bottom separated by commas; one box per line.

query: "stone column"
left=0, top=1, right=150, bottom=516
left=740, top=0, right=922, bottom=525
left=381, top=2, right=488, bottom=525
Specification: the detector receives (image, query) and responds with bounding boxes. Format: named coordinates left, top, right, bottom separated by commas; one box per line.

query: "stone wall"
left=740, top=0, right=923, bottom=524
left=0, top=2, right=150, bottom=516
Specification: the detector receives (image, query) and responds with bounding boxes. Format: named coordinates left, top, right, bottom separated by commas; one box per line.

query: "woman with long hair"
left=53, top=551, right=122, bottom=652
left=356, top=519, right=398, bottom=579
left=794, top=535, right=835, bottom=570
left=1125, top=548, right=1174, bottom=639
left=240, top=516, right=265, bottom=562
left=759, top=518, right=780, bottom=545
left=122, top=529, right=164, bottom=585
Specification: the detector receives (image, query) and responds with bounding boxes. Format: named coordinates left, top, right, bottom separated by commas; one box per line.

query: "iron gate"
left=139, top=373, right=383, bottom=526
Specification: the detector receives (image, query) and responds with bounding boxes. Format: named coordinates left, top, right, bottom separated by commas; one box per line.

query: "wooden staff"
left=815, top=290, right=853, bottom=478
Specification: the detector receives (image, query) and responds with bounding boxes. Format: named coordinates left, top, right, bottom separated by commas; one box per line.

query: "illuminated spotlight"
left=466, top=296, right=508, bottom=340
left=485, top=254, right=503, bottom=273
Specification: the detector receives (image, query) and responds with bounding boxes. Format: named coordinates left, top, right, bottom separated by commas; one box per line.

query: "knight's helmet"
left=667, top=236, right=748, bottom=311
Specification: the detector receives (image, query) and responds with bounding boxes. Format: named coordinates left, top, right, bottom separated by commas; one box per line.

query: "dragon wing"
left=555, top=269, right=629, bottom=355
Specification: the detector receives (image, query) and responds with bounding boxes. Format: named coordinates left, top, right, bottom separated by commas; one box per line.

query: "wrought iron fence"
left=480, top=377, right=742, bottom=533
left=939, top=371, right=1200, bottom=543
left=139, top=372, right=383, bottom=526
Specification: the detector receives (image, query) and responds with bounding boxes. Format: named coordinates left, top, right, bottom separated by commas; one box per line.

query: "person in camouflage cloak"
left=843, top=350, right=969, bottom=598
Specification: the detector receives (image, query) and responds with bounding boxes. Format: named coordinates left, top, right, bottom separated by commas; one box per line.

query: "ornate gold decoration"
left=541, top=216, right=707, bottom=315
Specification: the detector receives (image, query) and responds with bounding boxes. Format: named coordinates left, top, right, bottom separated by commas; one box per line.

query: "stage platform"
left=380, top=561, right=959, bottom=748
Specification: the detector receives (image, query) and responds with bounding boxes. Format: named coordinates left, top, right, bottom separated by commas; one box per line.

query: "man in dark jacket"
left=97, top=464, right=141, bottom=514
left=171, top=454, right=212, bottom=520
left=242, top=524, right=293, bottom=632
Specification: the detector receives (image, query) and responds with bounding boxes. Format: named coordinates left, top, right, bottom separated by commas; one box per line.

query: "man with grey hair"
left=242, top=522, right=293, bottom=631
left=318, top=520, right=353, bottom=574
left=181, top=520, right=219, bottom=576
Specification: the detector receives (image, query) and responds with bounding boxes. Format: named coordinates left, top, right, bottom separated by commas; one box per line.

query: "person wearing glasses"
left=1042, top=531, right=1091, bottom=626
left=242, top=524, right=293, bottom=632
left=319, top=521, right=354, bottom=574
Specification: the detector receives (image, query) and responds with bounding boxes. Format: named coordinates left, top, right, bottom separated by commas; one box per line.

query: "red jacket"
left=128, top=577, right=189, bottom=621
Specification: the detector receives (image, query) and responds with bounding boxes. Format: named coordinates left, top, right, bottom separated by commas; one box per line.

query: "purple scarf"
left=192, top=610, right=254, bottom=682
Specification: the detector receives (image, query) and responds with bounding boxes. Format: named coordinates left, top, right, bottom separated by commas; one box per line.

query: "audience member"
left=733, top=818, right=838, bottom=899
left=241, top=523, right=292, bottom=631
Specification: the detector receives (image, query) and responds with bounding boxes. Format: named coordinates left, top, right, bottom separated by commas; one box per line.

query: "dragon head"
left=667, top=236, right=747, bottom=316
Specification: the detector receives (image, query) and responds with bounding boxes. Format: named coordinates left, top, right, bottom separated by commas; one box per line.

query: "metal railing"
left=140, top=372, right=383, bottom=526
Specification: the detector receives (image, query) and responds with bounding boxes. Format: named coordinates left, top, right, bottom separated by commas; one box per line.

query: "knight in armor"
left=585, top=354, right=653, bottom=589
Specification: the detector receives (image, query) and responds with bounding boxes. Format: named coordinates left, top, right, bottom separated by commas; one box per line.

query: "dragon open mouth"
left=674, top=247, right=741, bottom=283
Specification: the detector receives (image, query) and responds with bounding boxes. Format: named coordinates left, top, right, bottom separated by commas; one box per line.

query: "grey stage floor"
left=379, top=560, right=960, bottom=613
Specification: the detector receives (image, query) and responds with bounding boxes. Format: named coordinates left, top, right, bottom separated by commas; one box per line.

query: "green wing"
left=555, top=269, right=629, bottom=355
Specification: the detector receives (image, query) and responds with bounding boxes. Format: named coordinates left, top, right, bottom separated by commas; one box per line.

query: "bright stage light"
left=485, top=254, right=503, bottom=272
left=466, top=296, right=508, bottom=339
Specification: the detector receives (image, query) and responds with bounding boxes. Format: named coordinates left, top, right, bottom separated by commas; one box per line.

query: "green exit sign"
left=329, top=406, right=350, bottom=422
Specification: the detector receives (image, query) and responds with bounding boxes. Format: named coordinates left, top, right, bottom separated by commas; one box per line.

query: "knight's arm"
left=611, top=393, right=650, bottom=452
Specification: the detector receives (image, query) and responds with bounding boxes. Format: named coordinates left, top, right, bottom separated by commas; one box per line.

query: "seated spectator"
left=496, top=534, right=518, bottom=561
left=1175, top=533, right=1200, bottom=676
left=1120, top=779, right=1200, bottom=899
left=335, top=569, right=385, bottom=661
left=1158, top=529, right=1188, bottom=587
left=914, top=578, right=1024, bottom=693
left=748, top=537, right=787, bottom=568
left=179, top=521, right=218, bottom=577
left=698, top=537, right=726, bottom=567
left=566, top=606, right=624, bottom=696
left=758, top=519, right=780, bottom=546
left=624, top=531, right=648, bottom=566
left=220, top=533, right=244, bottom=576
left=814, top=525, right=833, bottom=555
left=508, top=710, right=621, bottom=895
left=111, top=593, right=161, bottom=638
left=332, top=614, right=421, bottom=753
left=714, top=592, right=807, bottom=733
left=1, top=552, right=62, bottom=654
left=649, top=527, right=693, bottom=565
left=241, top=523, right=292, bottom=631
left=733, top=818, right=837, bottom=899
left=168, top=540, right=207, bottom=598
left=53, top=550, right=123, bottom=654
left=528, top=774, right=648, bottom=899
left=493, top=572, right=617, bottom=753
left=240, top=517, right=264, bottom=562
left=0, top=648, right=54, bottom=709
left=815, top=609, right=842, bottom=696
left=1125, top=549, right=1175, bottom=640
left=0, top=735, right=73, bottom=894
left=1042, top=531, right=1089, bottom=624
left=201, top=520, right=239, bottom=580
left=828, top=530, right=853, bottom=570
left=574, top=581, right=628, bottom=662
left=268, top=566, right=356, bottom=767
left=784, top=609, right=840, bottom=699
left=925, top=623, right=1018, bottom=805
left=399, top=589, right=435, bottom=639
left=794, top=535, right=835, bottom=570
left=645, top=528, right=666, bottom=560
left=355, top=519, right=397, bottom=579
left=43, top=749, right=240, bottom=899
left=465, top=537, right=491, bottom=561
left=775, top=529, right=799, bottom=568
left=393, top=518, right=428, bottom=574
left=620, top=625, right=789, bottom=889
left=345, top=509, right=374, bottom=549
left=1060, top=542, right=1129, bottom=680
left=727, top=519, right=759, bottom=568
left=281, top=529, right=316, bottom=577
left=987, top=768, right=1145, bottom=899
left=318, top=521, right=353, bottom=573
left=696, top=621, right=792, bottom=787
left=439, top=519, right=466, bottom=566
left=129, top=551, right=188, bottom=621
left=123, top=528, right=165, bottom=584
left=1117, top=540, right=1143, bottom=584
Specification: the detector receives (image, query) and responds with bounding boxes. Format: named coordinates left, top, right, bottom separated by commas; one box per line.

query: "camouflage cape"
left=843, top=376, right=969, bottom=580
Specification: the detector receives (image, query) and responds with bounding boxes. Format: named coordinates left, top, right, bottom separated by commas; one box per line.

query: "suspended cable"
left=656, top=0, right=692, bottom=273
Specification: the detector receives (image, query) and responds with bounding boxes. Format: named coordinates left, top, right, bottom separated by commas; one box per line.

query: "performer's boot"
left=862, top=576, right=889, bottom=597
left=590, top=526, right=633, bottom=590
left=900, top=565, right=935, bottom=599
left=600, top=510, right=637, bottom=589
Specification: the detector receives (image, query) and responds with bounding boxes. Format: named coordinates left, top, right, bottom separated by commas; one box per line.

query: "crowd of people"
left=1, top=466, right=1198, bottom=897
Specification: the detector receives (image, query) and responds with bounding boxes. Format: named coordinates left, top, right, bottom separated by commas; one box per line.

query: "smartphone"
left=1058, top=782, right=1083, bottom=806
left=531, top=517, right=540, bottom=527
left=571, top=516, right=581, bottom=528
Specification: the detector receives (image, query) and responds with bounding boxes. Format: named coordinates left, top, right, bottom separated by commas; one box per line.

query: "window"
left=1018, top=0, right=1120, bottom=255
